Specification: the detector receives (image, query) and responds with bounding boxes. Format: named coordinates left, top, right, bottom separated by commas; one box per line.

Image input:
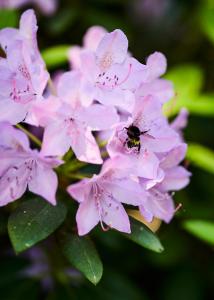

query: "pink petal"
left=96, top=29, right=128, bottom=69
left=0, top=161, right=28, bottom=206
left=67, top=179, right=91, bottom=203
left=0, top=98, right=28, bottom=124
left=19, top=9, right=37, bottom=41
left=68, top=46, right=82, bottom=69
left=159, top=166, right=191, bottom=191
left=103, top=178, right=146, bottom=206
left=83, top=26, right=107, bottom=51
left=101, top=195, right=131, bottom=233
left=160, top=143, right=187, bottom=169
left=78, top=104, right=119, bottom=130
left=0, top=28, right=18, bottom=50
left=119, top=57, right=147, bottom=90
left=41, top=121, right=71, bottom=156
left=141, top=126, right=179, bottom=153
left=29, top=95, right=61, bottom=127
left=28, top=162, right=58, bottom=205
left=133, top=95, right=163, bottom=126
left=70, top=124, right=102, bottom=164
left=140, top=190, right=174, bottom=223
left=136, top=79, right=174, bottom=104
left=146, top=52, right=167, bottom=81
left=0, top=122, right=30, bottom=150
left=57, top=71, right=80, bottom=104
left=80, top=50, right=98, bottom=82
left=142, top=168, right=165, bottom=190
left=171, top=108, right=189, bottom=131
left=76, top=197, right=100, bottom=236
left=96, top=88, right=135, bottom=112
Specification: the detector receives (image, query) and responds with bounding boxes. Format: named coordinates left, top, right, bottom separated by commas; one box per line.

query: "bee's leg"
left=123, top=138, right=128, bottom=147
left=137, top=143, right=141, bottom=153
left=141, top=130, right=149, bottom=135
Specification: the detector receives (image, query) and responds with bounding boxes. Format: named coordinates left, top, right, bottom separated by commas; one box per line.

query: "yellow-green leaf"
left=183, top=220, right=214, bottom=246
left=187, top=143, right=214, bottom=174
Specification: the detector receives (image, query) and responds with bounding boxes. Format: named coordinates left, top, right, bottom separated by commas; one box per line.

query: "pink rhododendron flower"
left=0, top=122, right=61, bottom=206
left=107, top=95, right=179, bottom=178
left=39, top=71, right=119, bottom=163
left=72, top=29, right=147, bottom=111
left=0, top=10, right=49, bottom=124
left=67, top=158, right=146, bottom=235
left=0, top=9, right=191, bottom=236
left=139, top=143, right=191, bottom=223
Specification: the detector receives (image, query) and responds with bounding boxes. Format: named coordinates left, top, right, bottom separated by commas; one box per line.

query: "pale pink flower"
left=75, top=29, right=147, bottom=111
left=40, top=71, right=119, bottom=163
left=0, top=122, right=61, bottom=206
left=107, top=95, right=179, bottom=178
left=139, top=143, right=191, bottom=223
left=0, top=10, right=49, bottom=124
left=67, top=158, right=146, bottom=235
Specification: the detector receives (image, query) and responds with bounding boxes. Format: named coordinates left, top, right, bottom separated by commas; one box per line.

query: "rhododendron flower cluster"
left=0, top=10, right=191, bottom=236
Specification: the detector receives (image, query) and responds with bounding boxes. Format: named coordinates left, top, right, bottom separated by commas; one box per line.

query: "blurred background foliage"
left=0, top=0, right=214, bottom=299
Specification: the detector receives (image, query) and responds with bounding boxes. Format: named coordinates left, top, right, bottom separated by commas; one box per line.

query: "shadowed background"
left=0, top=0, right=214, bottom=299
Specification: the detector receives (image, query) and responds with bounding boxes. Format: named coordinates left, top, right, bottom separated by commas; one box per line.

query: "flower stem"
left=16, top=124, right=42, bottom=147
left=67, top=173, right=91, bottom=180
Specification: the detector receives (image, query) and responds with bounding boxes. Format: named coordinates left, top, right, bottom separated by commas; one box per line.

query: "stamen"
left=174, top=203, right=182, bottom=213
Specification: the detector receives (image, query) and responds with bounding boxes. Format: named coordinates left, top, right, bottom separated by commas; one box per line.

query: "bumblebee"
left=124, top=124, right=148, bottom=152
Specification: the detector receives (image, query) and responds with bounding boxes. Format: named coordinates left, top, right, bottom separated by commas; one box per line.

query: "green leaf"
left=0, top=9, right=18, bottom=29
left=124, top=218, right=164, bottom=253
left=165, top=64, right=203, bottom=97
left=187, top=143, right=214, bottom=174
left=165, top=94, right=214, bottom=117
left=199, top=1, right=214, bottom=45
left=180, top=94, right=214, bottom=116
left=183, top=220, right=214, bottom=246
left=163, top=64, right=204, bottom=117
left=8, top=197, right=67, bottom=253
left=59, top=232, right=103, bottom=285
left=42, top=45, right=70, bottom=68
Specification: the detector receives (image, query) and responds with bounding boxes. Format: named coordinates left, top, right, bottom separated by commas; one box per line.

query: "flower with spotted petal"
left=67, top=158, right=146, bottom=235
left=0, top=122, right=61, bottom=206
left=0, top=9, right=49, bottom=125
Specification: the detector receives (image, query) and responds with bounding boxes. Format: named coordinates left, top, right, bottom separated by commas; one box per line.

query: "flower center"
left=95, top=63, right=132, bottom=90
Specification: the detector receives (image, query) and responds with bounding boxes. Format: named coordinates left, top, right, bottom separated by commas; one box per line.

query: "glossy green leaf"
left=0, top=9, right=18, bottom=29
left=183, top=220, right=214, bottom=245
left=59, top=232, right=103, bottom=285
left=187, top=143, right=214, bottom=174
left=42, top=45, right=70, bottom=68
left=124, top=218, right=164, bottom=253
left=8, top=197, right=67, bottom=253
